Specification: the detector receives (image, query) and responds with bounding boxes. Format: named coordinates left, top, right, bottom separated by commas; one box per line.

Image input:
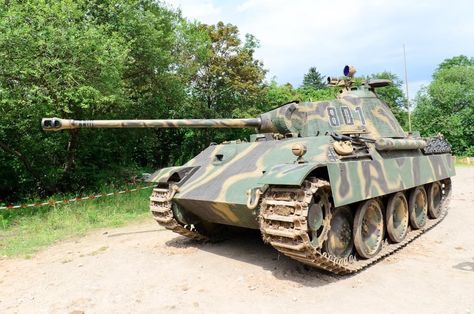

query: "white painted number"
left=327, top=106, right=366, bottom=127
left=355, top=106, right=366, bottom=125
left=341, top=106, right=354, bottom=125
left=327, top=107, right=340, bottom=127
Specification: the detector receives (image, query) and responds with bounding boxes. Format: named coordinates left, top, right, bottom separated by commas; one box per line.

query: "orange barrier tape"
left=0, top=184, right=154, bottom=211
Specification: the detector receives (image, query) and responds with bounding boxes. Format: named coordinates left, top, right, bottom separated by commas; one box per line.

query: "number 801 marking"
left=327, top=106, right=365, bottom=127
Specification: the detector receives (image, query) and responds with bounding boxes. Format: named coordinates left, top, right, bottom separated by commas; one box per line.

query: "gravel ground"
left=1, top=167, right=473, bottom=314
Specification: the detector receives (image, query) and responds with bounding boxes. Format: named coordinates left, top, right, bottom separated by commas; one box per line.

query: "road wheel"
left=323, top=206, right=353, bottom=258
left=427, top=182, right=442, bottom=219
left=307, top=187, right=332, bottom=249
left=353, top=199, right=384, bottom=259
left=386, top=192, right=409, bottom=243
left=408, top=186, right=428, bottom=229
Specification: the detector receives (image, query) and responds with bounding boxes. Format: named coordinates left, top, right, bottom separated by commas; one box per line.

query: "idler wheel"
left=307, top=188, right=332, bottom=249
left=323, top=206, right=353, bottom=258
left=353, top=199, right=384, bottom=259
left=408, top=186, right=428, bottom=229
left=427, top=182, right=442, bottom=219
left=386, top=192, right=409, bottom=243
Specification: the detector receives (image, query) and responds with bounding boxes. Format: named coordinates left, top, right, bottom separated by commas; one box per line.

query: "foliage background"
left=412, top=56, right=474, bottom=156
left=0, top=0, right=472, bottom=202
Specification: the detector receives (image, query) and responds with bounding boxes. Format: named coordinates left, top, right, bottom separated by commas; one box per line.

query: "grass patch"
left=0, top=188, right=151, bottom=257
left=454, top=156, right=474, bottom=167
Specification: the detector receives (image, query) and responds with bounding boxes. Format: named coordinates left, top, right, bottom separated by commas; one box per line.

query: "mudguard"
left=148, top=166, right=199, bottom=185
left=258, top=163, right=323, bottom=186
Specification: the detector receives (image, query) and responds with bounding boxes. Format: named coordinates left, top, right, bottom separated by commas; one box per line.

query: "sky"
left=165, top=0, right=474, bottom=99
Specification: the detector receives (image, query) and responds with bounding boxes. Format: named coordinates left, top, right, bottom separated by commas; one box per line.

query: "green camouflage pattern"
left=258, top=87, right=406, bottom=138
left=149, top=136, right=331, bottom=228
left=41, top=117, right=260, bottom=130
left=327, top=153, right=454, bottom=207
left=42, top=86, right=455, bottom=230
left=375, top=138, right=426, bottom=150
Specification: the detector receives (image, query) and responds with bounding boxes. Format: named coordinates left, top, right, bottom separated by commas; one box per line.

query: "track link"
left=259, top=178, right=452, bottom=274
left=150, top=187, right=209, bottom=241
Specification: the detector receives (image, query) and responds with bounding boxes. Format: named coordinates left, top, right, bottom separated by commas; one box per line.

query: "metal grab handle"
left=246, top=188, right=263, bottom=210
left=166, top=185, right=180, bottom=201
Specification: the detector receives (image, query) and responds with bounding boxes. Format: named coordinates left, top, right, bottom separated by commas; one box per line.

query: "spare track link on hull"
left=259, top=178, right=452, bottom=274
left=423, top=137, right=452, bottom=154
left=150, top=187, right=209, bottom=241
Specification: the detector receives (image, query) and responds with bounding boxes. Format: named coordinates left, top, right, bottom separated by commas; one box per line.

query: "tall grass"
left=0, top=188, right=151, bottom=257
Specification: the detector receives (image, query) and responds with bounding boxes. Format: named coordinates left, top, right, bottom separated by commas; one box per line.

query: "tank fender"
left=327, top=154, right=455, bottom=207
left=258, top=163, right=324, bottom=186
left=148, top=166, right=200, bottom=185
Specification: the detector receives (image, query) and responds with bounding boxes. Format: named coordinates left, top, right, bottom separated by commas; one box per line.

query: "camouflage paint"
left=375, top=138, right=426, bottom=150
left=257, top=86, right=406, bottom=138
left=150, top=137, right=330, bottom=228
left=42, top=118, right=261, bottom=130
left=327, top=153, right=455, bottom=207
left=43, top=87, right=405, bottom=139
left=42, top=86, right=455, bottom=230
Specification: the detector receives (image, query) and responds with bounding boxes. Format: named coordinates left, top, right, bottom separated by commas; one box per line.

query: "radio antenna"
left=403, top=44, right=412, bottom=132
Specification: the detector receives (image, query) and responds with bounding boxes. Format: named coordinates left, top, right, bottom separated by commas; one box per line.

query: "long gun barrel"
left=42, top=103, right=297, bottom=134
left=42, top=117, right=262, bottom=131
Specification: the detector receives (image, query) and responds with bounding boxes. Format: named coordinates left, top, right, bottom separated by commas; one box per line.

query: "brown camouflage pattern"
left=327, top=153, right=454, bottom=207
left=42, top=87, right=455, bottom=229
left=41, top=118, right=261, bottom=130
left=259, top=88, right=406, bottom=138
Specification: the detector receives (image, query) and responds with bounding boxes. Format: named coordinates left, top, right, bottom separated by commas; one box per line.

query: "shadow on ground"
left=453, top=259, right=474, bottom=272
left=164, top=228, right=350, bottom=288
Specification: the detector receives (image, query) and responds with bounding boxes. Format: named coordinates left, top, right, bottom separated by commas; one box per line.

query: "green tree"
left=0, top=0, right=129, bottom=196
left=301, top=67, right=326, bottom=89
left=296, top=86, right=337, bottom=102
left=436, top=55, right=474, bottom=74
left=82, top=1, right=211, bottom=168
left=176, top=21, right=267, bottom=161
left=192, top=22, right=266, bottom=117
left=370, top=72, right=408, bottom=128
left=0, top=0, right=208, bottom=199
left=264, top=79, right=337, bottom=109
left=413, top=56, right=474, bottom=155
left=264, top=81, right=299, bottom=109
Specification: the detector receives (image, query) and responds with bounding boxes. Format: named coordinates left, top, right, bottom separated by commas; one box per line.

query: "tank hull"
left=149, top=136, right=330, bottom=229
left=149, top=136, right=455, bottom=229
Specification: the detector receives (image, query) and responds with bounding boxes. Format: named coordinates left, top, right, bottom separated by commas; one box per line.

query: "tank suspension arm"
left=42, top=117, right=262, bottom=131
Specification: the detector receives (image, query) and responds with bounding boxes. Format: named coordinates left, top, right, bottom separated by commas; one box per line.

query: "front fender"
left=147, top=166, right=199, bottom=185
left=258, top=163, right=324, bottom=186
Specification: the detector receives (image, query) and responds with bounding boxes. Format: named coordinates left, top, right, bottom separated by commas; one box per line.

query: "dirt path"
left=1, top=168, right=473, bottom=314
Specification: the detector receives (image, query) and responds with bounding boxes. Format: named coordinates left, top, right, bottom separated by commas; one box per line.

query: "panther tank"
left=42, top=65, right=455, bottom=274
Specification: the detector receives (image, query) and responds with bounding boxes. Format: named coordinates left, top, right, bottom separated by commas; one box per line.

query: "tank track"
left=423, top=136, right=452, bottom=154
left=150, top=187, right=209, bottom=241
left=259, top=178, right=452, bottom=274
